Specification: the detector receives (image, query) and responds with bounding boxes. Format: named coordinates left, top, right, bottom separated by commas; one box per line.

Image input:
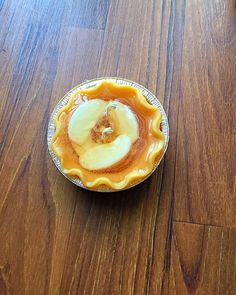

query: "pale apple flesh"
left=68, top=99, right=139, bottom=170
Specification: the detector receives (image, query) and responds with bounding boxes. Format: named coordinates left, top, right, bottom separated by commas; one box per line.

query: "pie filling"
left=51, top=80, right=165, bottom=189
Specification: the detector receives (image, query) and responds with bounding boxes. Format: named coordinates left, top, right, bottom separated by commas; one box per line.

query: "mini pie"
left=51, top=80, right=165, bottom=190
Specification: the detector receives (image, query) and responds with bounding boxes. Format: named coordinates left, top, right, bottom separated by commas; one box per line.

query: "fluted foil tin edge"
left=47, top=77, right=169, bottom=193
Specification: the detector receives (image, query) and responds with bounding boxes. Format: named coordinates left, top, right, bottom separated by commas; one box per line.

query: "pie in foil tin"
left=47, top=77, right=169, bottom=192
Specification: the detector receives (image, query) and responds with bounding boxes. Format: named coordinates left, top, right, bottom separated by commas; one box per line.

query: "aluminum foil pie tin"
left=47, top=77, right=169, bottom=192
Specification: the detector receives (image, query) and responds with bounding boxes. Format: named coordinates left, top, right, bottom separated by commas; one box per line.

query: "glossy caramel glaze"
left=52, top=81, right=165, bottom=189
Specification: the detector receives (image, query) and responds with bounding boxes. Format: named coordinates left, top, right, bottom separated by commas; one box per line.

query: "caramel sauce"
left=90, top=114, right=116, bottom=144
left=53, top=90, right=163, bottom=183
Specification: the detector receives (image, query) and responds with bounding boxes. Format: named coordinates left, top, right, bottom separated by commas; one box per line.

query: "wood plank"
left=174, top=0, right=236, bottom=227
left=0, top=0, right=33, bottom=123
left=0, top=1, right=67, bottom=294
left=147, top=0, right=187, bottom=292
left=169, top=222, right=236, bottom=295
left=63, top=0, right=111, bottom=29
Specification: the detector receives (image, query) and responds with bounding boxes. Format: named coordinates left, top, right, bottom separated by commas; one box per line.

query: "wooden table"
left=0, top=0, right=235, bottom=294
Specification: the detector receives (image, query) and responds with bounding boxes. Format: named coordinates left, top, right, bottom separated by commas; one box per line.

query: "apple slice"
left=107, top=101, right=139, bottom=143
left=79, top=135, right=131, bottom=170
left=68, top=99, right=107, bottom=145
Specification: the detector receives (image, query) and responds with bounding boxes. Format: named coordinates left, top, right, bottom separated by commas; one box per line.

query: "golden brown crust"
left=51, top=80, right=165, bottom=189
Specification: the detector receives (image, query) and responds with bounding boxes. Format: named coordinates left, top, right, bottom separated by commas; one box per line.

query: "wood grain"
left=63, top=0, right=110, bottom=29
left=173, top=0, right=236, bottom=227
left=169, top=222, right=236, bottom=295
left=0, top=0, right=235, bottom=294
